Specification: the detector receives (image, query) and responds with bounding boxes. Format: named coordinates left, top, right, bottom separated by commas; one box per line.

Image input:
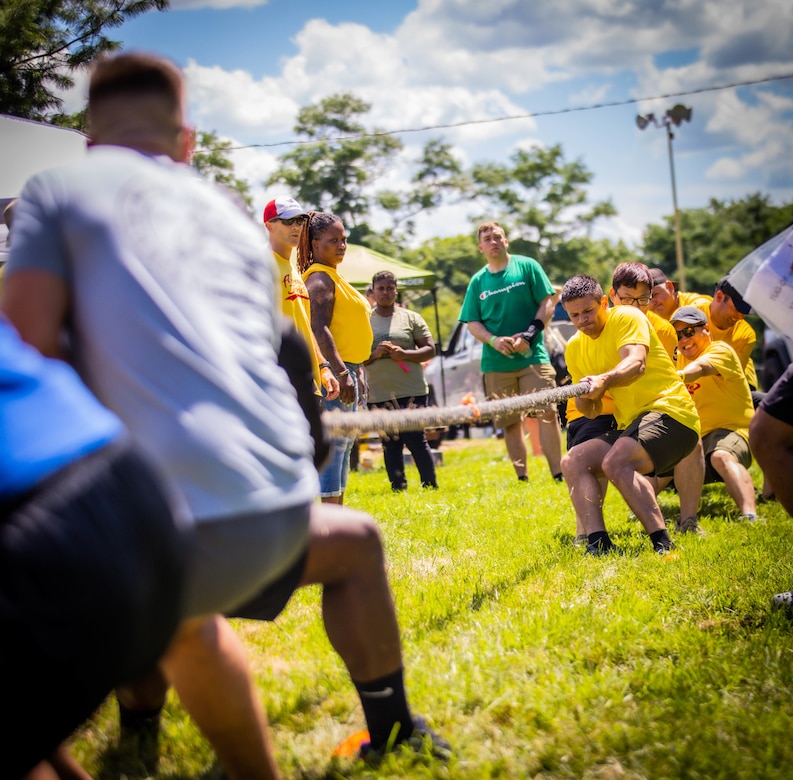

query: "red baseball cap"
left=263, top=196, right=306, bottom=223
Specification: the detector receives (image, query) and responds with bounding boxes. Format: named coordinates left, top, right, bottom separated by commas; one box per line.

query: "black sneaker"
left=360, top=715, right=451, bottom=763
left=585, top=539, right=622, bottom=556
left=654, top=538, right=676, bottom=555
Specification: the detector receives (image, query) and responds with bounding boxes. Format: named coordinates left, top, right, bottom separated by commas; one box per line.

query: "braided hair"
left=296, top=211, right=343, bottom=274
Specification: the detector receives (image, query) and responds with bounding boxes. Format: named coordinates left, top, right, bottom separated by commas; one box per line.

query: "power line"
left=203, top=72, right=793, bottom=154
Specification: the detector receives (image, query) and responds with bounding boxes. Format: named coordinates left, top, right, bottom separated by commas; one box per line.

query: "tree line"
left=3, top=1, right=793, bottom=341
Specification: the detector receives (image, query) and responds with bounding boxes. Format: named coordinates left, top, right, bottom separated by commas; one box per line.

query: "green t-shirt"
left=459, top=254, right=554, bottom=372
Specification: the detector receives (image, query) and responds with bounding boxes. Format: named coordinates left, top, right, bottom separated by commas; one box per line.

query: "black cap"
left=715, top=277, right=752, bottom=315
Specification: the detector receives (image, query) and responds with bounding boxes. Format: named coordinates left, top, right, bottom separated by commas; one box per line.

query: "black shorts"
left=1, top=439, right=188, bottom=777
left=566, top=414, right=618, bottom=450
left=760, top=363, right=793, bottom=427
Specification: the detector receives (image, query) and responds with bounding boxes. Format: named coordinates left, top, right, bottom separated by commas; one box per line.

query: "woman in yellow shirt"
left=299, top=213, right=373, bottom=504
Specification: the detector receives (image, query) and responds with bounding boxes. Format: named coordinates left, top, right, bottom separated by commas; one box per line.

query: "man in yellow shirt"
left=560, top=275, right=700, bottom=555
left=648, top=268, right=712, bottom=320
left=695, top=277, right=760, bottom=396
left=669, top=306, right=757, bottom=521
left=264, top=196, right=339, bottom=401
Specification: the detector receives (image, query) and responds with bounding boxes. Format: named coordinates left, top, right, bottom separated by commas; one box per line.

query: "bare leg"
left=503, top=420, right=528, bottom=478
left=538, top=406, right=563, bottom=477
left=523, top=416, right=544, bottom=456
left=561, top=439, right=612, bottom=535
left=300, top=504, right=402, bottom=681
left=751, top=408, right=793, bottom=517
left=23, top=746, right=92, bottom=780
left=710, top=450, right=757, bottom=516
left=602, top=437, right=666, bottom=534
left=671, top=441, right=705, bottom=521
left=160, top=615, right=280, bottom=780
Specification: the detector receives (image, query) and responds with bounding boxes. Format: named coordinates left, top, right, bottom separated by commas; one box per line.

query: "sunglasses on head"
left=278, top=216, right=306, bottom=226
left=675, top=325, right=701, bottom=341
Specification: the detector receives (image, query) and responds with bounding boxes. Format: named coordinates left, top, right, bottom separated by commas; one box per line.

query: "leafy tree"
left=0, top=0, right=168, bottom=120
left=641, top=193, right=793, bottom=293
left=470, top=145, right=616, bottom=260
left=375, top=139, right=471, bottom=240
left=267, top=93, right=402, bottom=229
left=542, top=236, right=640, bottom=288
left=192, top=130, right=253, bottom=211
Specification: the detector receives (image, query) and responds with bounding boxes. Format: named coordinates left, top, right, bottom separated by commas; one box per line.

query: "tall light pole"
left=636, top=104, right=692, bottom=291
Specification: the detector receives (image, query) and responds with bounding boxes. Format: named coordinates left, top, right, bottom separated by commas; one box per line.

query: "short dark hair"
left=612, top=262, right=652, bottom=291
left=372, top=270, right=397, bottom=286
left=561, top=275, right=603, bottom=304
left=89, top=52, right=182, bottom=114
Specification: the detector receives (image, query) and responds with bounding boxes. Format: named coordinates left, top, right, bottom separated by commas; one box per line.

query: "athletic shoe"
left=360, top=715, right=451, bottom=763
left=654, top=538, right=676, bottom=555
left=585, top=539, right=622, bottom=557
left=675, top=515, right=704, bottom=535
left=739, top=513, right=759, bottom=522
left=573, top=534, right=588, bottom=547
left=772, top=592, right=793, bottom=612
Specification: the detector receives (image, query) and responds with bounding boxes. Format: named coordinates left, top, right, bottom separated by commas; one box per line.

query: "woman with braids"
left=299, top=212, right=373, bottom=504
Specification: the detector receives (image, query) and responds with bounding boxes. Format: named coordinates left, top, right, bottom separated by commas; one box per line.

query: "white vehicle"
left=425, top=307, right=576, bottom=411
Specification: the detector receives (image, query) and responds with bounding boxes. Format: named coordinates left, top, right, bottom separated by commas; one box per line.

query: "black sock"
left=553, top=472, right=564, bottom=482
left=587, top=531, right=611, bottom=548
left=354, top=669, right=414, bottom=750
left=650, top=529, right=672, bottom=548
left=517, top=475, right=529, bottom=482
left=118, top=701, right=162, bottom=731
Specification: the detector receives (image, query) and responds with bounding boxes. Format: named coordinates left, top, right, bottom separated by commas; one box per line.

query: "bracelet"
left=336, top=368, right=351, bottom=378
left=489, top=335, right=497, bottom=348
left=318, top=361, right=332, bottom=370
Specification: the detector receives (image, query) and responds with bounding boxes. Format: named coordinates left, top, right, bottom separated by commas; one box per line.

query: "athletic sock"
left=354, top=668, right=414, bottom=750
left=517, top=475, right=529, bottom=482
left=552, top=473, right=564, bottom=482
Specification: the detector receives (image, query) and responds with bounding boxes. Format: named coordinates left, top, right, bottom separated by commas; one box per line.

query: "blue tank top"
left=0, top=317, right=123, bottom=497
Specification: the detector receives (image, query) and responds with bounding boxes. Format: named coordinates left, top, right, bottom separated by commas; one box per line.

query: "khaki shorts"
left=702, top=428, right=752, bottom=483
left=484, top=363, right=557, bottom=428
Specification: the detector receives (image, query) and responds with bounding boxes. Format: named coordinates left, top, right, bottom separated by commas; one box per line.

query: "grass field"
left=73, top=436, right=793, bottom=779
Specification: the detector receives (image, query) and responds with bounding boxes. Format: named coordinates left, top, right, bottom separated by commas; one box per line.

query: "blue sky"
left=79, top=0, right=793, bottom=247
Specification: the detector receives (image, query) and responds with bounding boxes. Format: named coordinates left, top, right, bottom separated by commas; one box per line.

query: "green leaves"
left=0, top=0, right=168, bottom=120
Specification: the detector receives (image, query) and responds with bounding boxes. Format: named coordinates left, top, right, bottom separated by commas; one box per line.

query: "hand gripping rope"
left=322, top=380, right=593, bottom=437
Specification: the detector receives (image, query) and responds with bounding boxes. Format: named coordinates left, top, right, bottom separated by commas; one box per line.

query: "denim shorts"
left=319, top=362, right=362, bottom=497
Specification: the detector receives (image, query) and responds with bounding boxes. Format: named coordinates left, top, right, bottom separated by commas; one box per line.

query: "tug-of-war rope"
left=322, top=380, right=593, bottom=436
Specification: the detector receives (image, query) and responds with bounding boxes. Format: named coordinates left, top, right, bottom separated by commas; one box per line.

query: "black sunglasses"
left=675, top=325, right=702, bottom=341
left=277, top=216, right=306, bottom=226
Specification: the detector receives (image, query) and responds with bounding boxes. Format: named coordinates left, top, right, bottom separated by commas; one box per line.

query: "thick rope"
left=322, top=380, right=592, bottom=436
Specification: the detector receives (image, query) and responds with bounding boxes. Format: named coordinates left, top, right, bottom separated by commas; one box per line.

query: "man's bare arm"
left=1, top=269, right=69, bottom=357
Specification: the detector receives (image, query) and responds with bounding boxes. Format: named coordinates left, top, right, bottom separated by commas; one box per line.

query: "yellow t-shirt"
left=697, top=303, right=759, bottom=389
left=677, top=340, right=753, bottom=440
left=274, top=251, right=321, bottom=394
left=303, top=262, right=373, bottom=364
left=677, top=291, right=713, bottom=308
left=647, top=309, right=677, bottom=361
left=565, top=306, right=700, bottom=434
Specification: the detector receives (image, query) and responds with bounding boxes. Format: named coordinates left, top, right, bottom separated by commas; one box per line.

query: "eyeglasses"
left=618, top=295, right=651, bottom=306
left=675, top=325, right=702, bottom=341
left=277, top=216, right=306, bottom=226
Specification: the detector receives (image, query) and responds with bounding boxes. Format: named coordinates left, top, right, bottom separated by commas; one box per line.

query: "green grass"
left=72, top=438, right=793, bottom=779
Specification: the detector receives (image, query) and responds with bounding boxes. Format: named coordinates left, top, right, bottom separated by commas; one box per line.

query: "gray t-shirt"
left=367, top=308, right=431, bottom=403
left=8, top=146, right=318, bottom=522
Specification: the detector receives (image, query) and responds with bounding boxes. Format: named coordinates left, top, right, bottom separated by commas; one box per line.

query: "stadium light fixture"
left=636, top=104, right=693, bottom=291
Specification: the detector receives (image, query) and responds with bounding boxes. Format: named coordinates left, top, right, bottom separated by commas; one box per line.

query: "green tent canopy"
left=342, top=244, right=435, bottom=292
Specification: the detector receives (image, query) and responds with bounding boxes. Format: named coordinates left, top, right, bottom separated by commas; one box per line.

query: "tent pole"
left=431, top=286, right=447, bottom=407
